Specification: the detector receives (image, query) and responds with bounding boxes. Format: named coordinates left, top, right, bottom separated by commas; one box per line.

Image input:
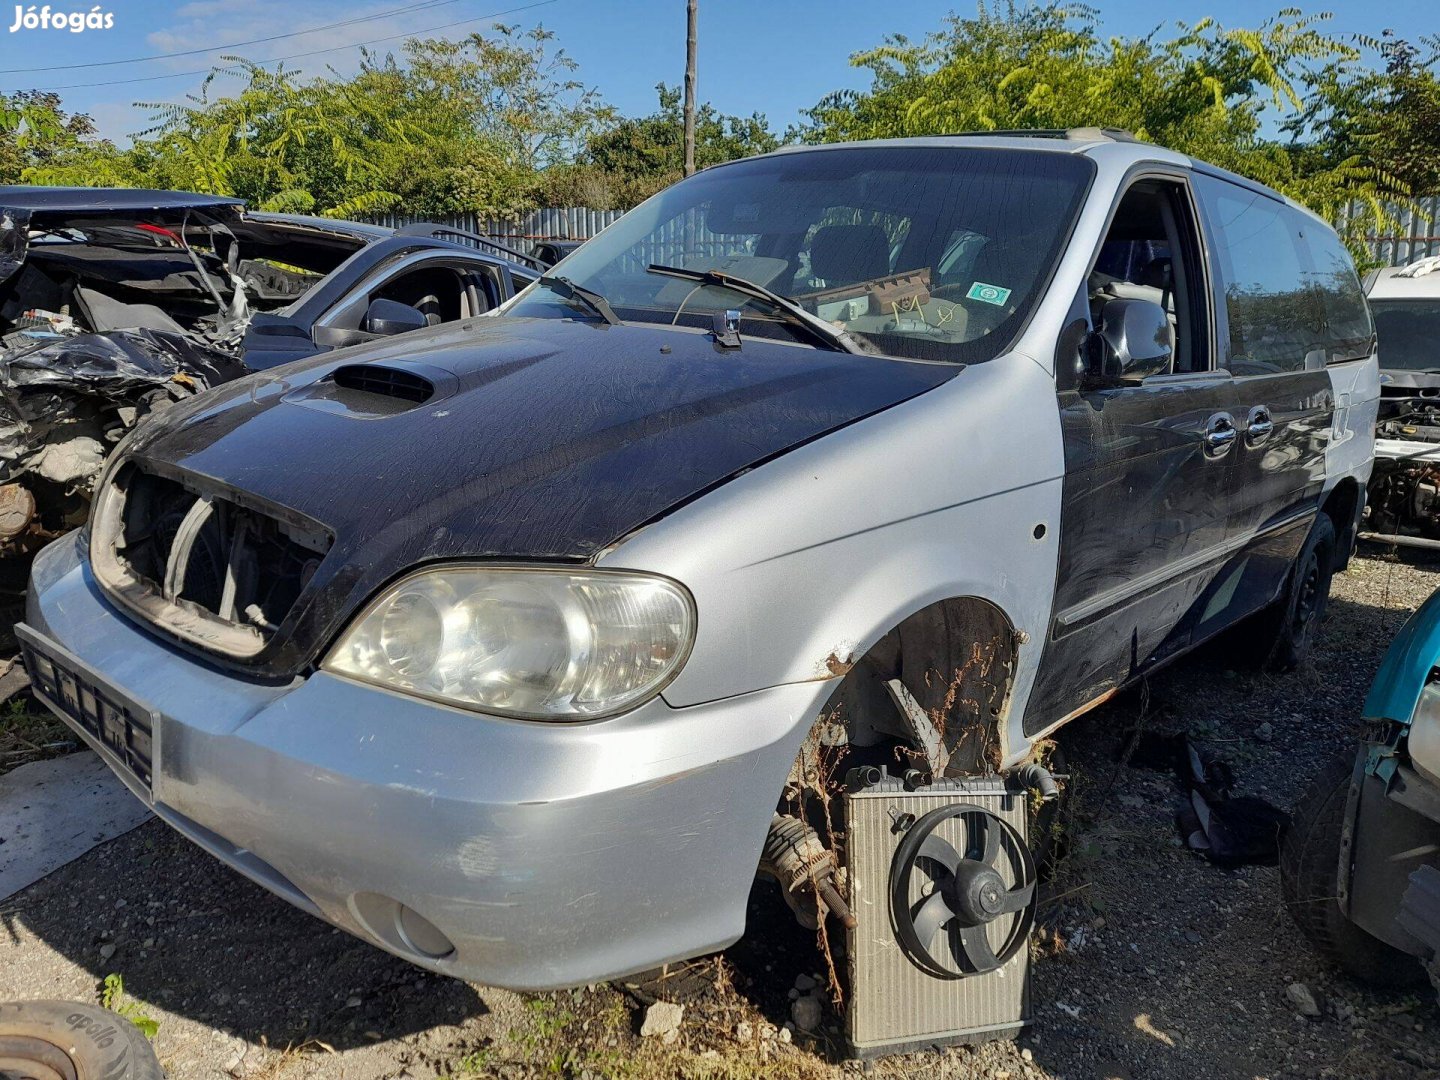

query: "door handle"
left=1203, top=412, right=1237, bottom=460
left=1246, top=405, right=1274, bottom=448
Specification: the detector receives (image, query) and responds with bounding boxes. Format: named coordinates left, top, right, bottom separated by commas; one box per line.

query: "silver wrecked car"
left=20, top=130, right=1376, bottom=990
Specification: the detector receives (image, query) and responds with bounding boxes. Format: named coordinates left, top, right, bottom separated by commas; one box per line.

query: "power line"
left=0, top=0, right=470, bottom=74
left=3, top=0, right=560, bottom=91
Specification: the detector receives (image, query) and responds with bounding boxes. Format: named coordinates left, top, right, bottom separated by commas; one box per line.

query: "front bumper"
left=24, top=533, right=830, bottom=989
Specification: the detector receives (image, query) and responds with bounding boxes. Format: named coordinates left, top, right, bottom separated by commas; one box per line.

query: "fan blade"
left=976, top=814, right=1000, bottom=865
left=998, top=881, right=1034, bottom=914
left=960, top=923, right=1000, bottom=972
left=911, top=890, right=952, bottom=948
left=916, top=832, right=962, bottom=874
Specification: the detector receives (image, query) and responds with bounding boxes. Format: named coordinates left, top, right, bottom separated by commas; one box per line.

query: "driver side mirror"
left=1086, top=298, right=1174, bottom=385
left=362, top=298, right=428, bottom=337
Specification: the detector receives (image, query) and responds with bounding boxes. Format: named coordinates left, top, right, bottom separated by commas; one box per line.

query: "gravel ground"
left=1, top=547, right=1437, bottom=1080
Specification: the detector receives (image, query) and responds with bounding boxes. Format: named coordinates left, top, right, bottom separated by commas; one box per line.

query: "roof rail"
left=945, top=127, right=1144, bottom=144
left=395, top=222, right=545, bottom=271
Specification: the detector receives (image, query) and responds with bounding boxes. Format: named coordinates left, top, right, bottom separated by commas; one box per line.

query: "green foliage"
left=23, top=24, right=607, bottom=220
left=0, top=91, right=122, bottom=185
left=548, top=83, right=780, bottom=209
left=795, top=3, right=1422, bottom=262
left=5, top=4, right=1440, bottom=253
left=100, top=973, right=160, bottom=1040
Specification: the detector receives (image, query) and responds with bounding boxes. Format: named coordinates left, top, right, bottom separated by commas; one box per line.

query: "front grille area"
left=20, top=631, right=154, bottom=789
left=92, top=462, right=332, bottom=660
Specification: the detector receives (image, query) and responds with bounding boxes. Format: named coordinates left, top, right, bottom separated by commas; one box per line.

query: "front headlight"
left=323, top=565, right=695, bottom=720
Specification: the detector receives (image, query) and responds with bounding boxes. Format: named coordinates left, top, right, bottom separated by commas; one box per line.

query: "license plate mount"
left=16, top=622, right=159, bottom=794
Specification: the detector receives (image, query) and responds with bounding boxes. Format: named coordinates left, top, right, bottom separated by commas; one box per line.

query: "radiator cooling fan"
left=845, top=775, right=1037, bottom=1057
left=890, top=803, right=1036, bottom=979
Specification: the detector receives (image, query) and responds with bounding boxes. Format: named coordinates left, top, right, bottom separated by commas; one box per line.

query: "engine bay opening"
left=92, top=461, right=332, bottom=659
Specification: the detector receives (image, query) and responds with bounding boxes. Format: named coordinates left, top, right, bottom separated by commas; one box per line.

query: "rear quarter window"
left=1302, top=225, right=1374, bottom=363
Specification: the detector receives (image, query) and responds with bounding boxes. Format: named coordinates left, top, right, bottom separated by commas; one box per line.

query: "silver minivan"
left=20, top=129, right=1377, bottom=990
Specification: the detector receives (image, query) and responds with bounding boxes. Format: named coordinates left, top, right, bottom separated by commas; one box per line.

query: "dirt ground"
left=2, top=546, right=1438, bottom=1080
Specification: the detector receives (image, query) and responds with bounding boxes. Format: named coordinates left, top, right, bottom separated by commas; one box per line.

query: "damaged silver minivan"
left=20, top=130, right=1376, bottom=991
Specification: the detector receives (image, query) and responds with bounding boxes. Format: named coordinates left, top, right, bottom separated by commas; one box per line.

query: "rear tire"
left=1280, top=753, right=1426, bottom=988
left=0, top=1001, right=162, bottom=1080
left=1248, top=514, right=1336, bottom=672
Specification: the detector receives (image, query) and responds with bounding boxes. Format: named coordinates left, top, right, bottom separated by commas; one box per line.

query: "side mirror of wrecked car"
left=1086, top=298, right=1174, bottom=385
left=362, top=299, right=428, bottom=337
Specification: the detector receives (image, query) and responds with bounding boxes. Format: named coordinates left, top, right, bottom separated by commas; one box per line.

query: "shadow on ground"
left=3, top=820, right=486, bottom=1051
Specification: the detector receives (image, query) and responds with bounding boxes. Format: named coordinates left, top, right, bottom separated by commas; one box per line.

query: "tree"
left=24, top=24, right=610, bottom=220
left=1295, top=31, right=1440, bottom=198
left=0, top=92, right=121, bottom=184
left=545, top=83, right=779, bottom=209
left=793, top=3, right=1405, bottom=258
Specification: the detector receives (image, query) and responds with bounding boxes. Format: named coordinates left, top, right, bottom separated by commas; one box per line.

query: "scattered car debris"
left=1128, top=730, right=1290, bottom=866
left=0, top=751, right=152, bottom=900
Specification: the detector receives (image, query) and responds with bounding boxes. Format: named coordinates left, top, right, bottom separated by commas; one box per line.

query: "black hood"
left=115, top=315, right=958, bottom=675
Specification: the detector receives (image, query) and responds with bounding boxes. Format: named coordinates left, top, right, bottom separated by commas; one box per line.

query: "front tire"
left=1280, top=754, right=1425, bottom=988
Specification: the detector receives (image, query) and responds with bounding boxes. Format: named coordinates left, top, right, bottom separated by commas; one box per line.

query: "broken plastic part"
left=884, top=677, right=951, bottom=776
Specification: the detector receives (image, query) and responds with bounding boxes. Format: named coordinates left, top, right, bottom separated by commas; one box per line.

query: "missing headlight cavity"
left=93, top=461, right=331, bottom=658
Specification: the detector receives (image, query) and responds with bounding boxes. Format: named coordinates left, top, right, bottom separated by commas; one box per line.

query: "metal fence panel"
left=360, top=207, right=625, bottom=246
left=1343, top=196, right=1440, bottom=265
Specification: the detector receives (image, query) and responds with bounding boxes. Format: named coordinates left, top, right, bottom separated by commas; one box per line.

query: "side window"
left=1087, top=178, right=1209, bottom=375
left=1302, top=226, right=1374, bottom=363
left=371, top=264, right=467, bottom=325
left=1195, top=177, right=1322, bottom=375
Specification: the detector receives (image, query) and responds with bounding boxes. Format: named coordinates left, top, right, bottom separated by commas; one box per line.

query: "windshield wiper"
left=539, top=275, right=619, bottom=326
left=646, top=264, right=873, bottom=355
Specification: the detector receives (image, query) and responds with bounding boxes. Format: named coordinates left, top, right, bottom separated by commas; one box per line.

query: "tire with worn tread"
left=0, top=1001, right=162, bottom=1080
left=1280, top=753, right=1425, bottom=988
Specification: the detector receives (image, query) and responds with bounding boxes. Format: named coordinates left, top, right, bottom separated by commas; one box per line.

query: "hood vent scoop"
left=331, top=364, right=435, bottom=404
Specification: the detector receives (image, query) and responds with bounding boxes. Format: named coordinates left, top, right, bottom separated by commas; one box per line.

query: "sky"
left=0, top=0, right=1432, bottom=143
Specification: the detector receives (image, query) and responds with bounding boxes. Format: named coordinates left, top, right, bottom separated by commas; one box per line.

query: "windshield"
left=510, top=146, right=1094, bottom=363
left=1372, top=299, right=1440, bottom=372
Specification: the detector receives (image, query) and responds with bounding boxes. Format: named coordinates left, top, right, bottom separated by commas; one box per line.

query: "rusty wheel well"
left=1322, top=478, right=1362, bottom=572
left=816, top=596, right=1020, bottom=775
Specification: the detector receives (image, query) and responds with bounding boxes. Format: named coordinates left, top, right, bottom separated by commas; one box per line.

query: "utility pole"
left=683, top=0, right=697, bottom=176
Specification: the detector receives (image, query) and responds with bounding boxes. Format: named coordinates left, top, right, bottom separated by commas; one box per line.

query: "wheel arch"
left=1322, top=476, right=1363, bottom=572
left=814, top=594, right=1023, bottom=774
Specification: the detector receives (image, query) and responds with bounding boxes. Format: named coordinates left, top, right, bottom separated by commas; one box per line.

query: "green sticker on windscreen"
left=967, top=281, right=1011, bottom=306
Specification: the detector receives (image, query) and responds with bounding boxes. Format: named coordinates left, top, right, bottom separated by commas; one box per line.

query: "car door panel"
left=1191, top=175, right=1341, bottom=617
left=1025, top=373, right=1239, bottom=731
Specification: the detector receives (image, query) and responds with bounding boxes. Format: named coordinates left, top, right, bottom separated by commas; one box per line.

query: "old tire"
left=1250, top=514, right=1336, bottom=672
left=1280, top=754, right=1426, bottom=988
left=0, top=1001, right=161, bottom=1080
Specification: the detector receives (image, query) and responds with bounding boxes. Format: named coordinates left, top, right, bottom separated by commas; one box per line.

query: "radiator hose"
left=1014, top=762, right=1060, bottom=801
